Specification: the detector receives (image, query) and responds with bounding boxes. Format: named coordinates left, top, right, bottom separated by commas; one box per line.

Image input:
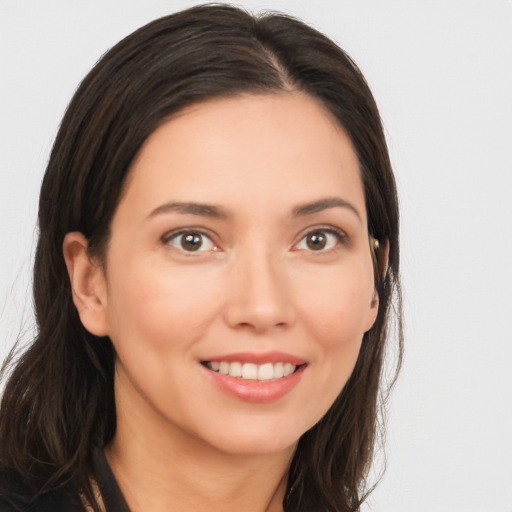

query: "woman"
left=0, top=4, right=402, bottom=512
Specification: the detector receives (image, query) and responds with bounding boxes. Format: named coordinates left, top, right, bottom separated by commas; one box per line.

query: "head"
left=2, top=4, right=401, bottom=511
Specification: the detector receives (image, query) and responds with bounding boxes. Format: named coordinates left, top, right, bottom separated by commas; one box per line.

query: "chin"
left=197, top=423, right=302, bottom=458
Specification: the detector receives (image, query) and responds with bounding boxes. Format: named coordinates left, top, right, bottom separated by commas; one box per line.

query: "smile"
left=200, top=352, right=307, bottom=403
left=204, top=361, right=297, bottom=381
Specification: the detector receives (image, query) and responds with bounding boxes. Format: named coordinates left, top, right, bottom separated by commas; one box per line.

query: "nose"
left=223, top=248, right=295, bottom=333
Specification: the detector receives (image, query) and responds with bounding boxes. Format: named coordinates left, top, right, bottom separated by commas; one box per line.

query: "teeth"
left=284, top=363, right=295, bottom=377
left=242, top=363, right=258, bottom=380
left=274, top=362, right=284, bottom=379
left=228, top=361, right=242, bottom=378
left=219, top=362, right=229, bottom=375
left=258, top=363, right=274, bottom=381
left=205, top=361, right=298, bottom=381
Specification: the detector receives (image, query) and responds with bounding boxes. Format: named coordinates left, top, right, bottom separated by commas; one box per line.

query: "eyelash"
left=161, top=229, right=219, bottom=253
left=161, top=226, right=348, bottom=254
left=293, top=227, right=348, bottom=254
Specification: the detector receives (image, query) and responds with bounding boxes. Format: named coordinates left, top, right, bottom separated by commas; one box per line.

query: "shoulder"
left=0, top=496, right=19, bottom=512
left=0, top=467, right=85, bottom=512
left=0, top=489, right=84, bottom=512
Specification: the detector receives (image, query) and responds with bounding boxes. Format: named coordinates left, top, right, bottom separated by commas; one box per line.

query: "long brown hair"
left=0, top=5, right=402, bottom=511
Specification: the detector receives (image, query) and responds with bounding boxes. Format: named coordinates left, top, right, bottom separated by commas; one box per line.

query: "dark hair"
left=0, top=4, right=402, bottom=511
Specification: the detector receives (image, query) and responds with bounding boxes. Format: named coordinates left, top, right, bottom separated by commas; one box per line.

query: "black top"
left=0, top=453, right=320, bottom=511
left=0, top=449, right=130, bottom=512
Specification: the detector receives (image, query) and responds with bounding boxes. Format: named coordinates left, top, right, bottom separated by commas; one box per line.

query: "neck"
left=106, top=379, right=295, bottom=512
left=106, top=431, right=292, bottom=512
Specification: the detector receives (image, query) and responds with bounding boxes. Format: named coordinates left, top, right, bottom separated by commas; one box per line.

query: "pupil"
left=307, top=232, right=326, bottom=250
left=182, top=233, right=202, bottom=251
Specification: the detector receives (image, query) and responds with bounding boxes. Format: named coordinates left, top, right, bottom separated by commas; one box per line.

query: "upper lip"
left=201, top=351, right=306, bottom=366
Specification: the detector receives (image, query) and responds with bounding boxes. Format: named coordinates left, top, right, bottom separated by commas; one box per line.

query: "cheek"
left=293, top=263, right=374, bottom=401
left=296, top=263, right=375, bottom=344
left=104, top=258, right=225, bottom=352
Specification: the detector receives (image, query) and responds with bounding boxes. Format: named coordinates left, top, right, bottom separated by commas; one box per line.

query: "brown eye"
left=295, top=229, right=344, bottom=252
left=166, top=231, right=216, bottom=252
left=306, top=231, right=327, bottom=250
left=182, top=233, right=203, bottom=251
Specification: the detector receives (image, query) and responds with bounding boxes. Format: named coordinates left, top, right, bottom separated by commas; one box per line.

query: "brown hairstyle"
left=0, top=4, right=402, bottom=511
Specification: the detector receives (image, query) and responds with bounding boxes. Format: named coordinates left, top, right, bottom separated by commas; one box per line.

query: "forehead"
left=120, top=92, right=366, bottom=221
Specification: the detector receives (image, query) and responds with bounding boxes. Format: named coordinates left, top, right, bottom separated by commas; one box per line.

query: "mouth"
left=200, top=353, right=307, bottom=403
left=202, top=361, right=304, bottom=381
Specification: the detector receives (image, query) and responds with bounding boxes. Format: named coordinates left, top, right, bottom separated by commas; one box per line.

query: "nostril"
left=223, top=267, right=295, bottom=332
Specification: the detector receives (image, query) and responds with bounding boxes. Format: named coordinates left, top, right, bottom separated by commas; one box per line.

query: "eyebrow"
left=148, top=201, right=230, bottom=219
left=292, top=197, right=362, bottom=222
left=147, top=197, right=362, bottom=222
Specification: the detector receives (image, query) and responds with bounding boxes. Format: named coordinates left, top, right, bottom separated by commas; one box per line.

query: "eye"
left=164, top=231, right=217, bottom=253
left=294, top=229, right=344, bottom=252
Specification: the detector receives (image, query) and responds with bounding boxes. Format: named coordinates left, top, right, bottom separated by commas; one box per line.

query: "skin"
left=64, top=92, right=378, bottom=512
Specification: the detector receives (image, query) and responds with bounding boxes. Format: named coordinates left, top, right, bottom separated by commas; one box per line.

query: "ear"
left=63, top=232, right=109, bottom=337
left=378, top=238, right=390, bottom=281
left=365, top=291, right=379, bottom=333
left=366, top=238, right=390, bottom=331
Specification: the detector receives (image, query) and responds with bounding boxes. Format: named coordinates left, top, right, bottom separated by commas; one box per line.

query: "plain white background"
left=1, top=1, right=511, bottom=511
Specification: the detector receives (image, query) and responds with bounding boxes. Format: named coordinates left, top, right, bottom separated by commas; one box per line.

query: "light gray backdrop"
left=1, top=1, right=511, bottom=511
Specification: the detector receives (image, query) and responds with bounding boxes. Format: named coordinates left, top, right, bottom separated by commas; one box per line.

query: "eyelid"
left=292, top=225, right=349, bottom=252
left=161, top=228, right=221, bottom=253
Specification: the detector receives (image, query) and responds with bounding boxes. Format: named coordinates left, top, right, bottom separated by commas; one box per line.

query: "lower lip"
left=202, top=364, right=306, bottom=404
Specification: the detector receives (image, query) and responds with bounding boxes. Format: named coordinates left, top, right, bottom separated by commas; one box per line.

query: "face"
left=90, top=93, right=378, bottom=456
